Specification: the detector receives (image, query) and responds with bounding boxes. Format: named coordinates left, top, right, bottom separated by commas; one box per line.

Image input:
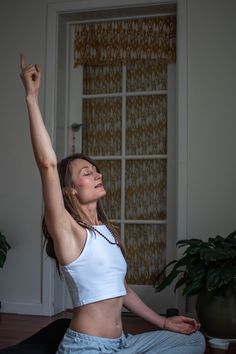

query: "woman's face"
left=69, top=159, right=106, bottom=204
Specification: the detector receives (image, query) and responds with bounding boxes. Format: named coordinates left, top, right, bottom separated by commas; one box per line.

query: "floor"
left=0, top=311, right=236, bottom=353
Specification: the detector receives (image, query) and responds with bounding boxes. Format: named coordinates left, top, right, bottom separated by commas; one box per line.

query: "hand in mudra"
left=164, top=315, right=200, bottom=334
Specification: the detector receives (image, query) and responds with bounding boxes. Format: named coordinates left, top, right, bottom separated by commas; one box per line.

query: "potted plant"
left=0, top=231, right=11, bottom=268
left=154, top=230, right=236, bottom=339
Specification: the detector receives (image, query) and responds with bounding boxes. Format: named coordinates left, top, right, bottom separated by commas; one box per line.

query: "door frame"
left=43, top=0, right=188, bottom=315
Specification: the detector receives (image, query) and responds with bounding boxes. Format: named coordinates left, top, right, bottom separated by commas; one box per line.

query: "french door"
left=59, top=19, right=177, bottom=313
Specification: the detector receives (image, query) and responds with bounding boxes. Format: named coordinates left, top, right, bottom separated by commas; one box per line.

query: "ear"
left=63, top=187, right=77, bottom=196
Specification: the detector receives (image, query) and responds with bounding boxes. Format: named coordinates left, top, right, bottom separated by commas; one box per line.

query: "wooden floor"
left=0, top=311, right=236, bottom=353
left=0, top=311, right=72, bottom=350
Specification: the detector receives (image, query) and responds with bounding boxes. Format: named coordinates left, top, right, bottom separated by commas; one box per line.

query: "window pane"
left=125, top=224, right=166, bottom=285
left=83, top=65, right=122, bottom=94
left=126, top=95, right=167, bottom=155
left=125, top=159, right=166, bottom=220
left=82, top=97, right=122, bottom=156
left=127, top=63, right=167, bottom=92
left=96, top=160, right=121, bottom=220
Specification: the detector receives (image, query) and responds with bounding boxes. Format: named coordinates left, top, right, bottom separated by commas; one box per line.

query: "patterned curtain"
left=74, top=16, right=176, bottom=66
left=73, top=16, right=176, bottom=285
left=125, top=224, right=166, bottom=285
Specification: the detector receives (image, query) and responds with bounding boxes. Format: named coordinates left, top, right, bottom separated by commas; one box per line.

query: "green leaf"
left=174, top=276, right=186, bottom=291
left=226, top=230, right=236, bottom=242
left=182, top=278, right=205, bottom=296
left=200, top=247, right=230, bottom=263
left=153, top=231, right=236, bottom=297
left=207, top=266, right=236, bottom=291
left=0, top=232, right=11, bottom=268
left=177, top=239, right=203, bottom=248
left=154, top=269, right=183, bottom=292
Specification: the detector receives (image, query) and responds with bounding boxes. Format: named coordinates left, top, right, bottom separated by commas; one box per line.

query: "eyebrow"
left=79, top=164, right=96, bottom=173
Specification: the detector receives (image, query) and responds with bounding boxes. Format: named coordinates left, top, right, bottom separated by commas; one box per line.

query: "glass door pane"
left=125, top=224, right=166, bottom=285
left=125, top=159, right=167, bottom=220
left=97, top=160, right=121, bottom=220
left=126, top=95, right=167, bottom=155
left=82, top=97, right=122, bottom=156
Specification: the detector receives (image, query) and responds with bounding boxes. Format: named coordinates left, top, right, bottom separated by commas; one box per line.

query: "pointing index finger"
left=20, top=53, right=27, bottom=70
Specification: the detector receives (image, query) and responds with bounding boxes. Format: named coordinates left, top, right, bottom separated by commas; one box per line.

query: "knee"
left=190, top=331, right=206, bottom=354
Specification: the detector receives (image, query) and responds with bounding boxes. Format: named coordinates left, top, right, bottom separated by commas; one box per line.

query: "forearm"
left=123, top=287, right=201, bottom=334
left=26, top=95, right=57, bottom=170
left=123, top=286, right=165, bottom=329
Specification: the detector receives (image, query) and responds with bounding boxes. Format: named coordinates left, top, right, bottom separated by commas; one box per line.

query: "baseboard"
left=0, top=300, right=45, bottom=315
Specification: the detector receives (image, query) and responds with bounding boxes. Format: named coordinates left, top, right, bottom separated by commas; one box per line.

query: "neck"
left=79, top=203, right=100, bottom=226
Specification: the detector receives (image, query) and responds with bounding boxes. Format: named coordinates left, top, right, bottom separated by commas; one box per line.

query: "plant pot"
left=196, top=286, right=236, bottom=339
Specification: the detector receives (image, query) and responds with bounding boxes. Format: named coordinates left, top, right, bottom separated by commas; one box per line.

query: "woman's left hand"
left=164, top=315, right=200, bottom=334
left=20, top=53, right=41, bottom=98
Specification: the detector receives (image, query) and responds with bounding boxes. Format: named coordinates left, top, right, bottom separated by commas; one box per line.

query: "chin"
left=101, top=189, right=106, bottom=196
left=99, top=189, right=106, bottom=198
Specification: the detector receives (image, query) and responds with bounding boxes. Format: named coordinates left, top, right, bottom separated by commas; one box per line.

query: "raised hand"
left=20, top=53, right=41, bottom=97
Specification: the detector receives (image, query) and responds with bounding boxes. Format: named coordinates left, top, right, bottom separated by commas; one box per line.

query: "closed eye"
left=83, top=171, right=92, bottom=176
left=80, top=165, right=98, bottom=176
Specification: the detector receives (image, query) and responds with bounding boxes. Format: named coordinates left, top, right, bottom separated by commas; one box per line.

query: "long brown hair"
left=42, top=153, right=123, bottom=271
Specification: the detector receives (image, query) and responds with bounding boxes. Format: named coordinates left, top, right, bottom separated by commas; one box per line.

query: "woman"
left=20, top=54, right=205, bottom=354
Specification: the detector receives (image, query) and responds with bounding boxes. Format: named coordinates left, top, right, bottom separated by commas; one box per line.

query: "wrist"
left=26, top=94, right=39, bottom=105
left=162, top=316, right=167, bottom=330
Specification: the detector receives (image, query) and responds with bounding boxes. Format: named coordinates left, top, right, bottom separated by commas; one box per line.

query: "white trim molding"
left=1, top=301, right=44, bottom=316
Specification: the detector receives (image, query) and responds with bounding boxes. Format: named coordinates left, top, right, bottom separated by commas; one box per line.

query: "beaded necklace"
left=80, top=221, right=120, bottom=247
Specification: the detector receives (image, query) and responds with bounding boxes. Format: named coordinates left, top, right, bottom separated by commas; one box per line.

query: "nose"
left=94, top=171, right=102, bottom=179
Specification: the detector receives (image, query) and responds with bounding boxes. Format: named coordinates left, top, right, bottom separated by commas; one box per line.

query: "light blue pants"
left=56, top=328, right=206, bottom=354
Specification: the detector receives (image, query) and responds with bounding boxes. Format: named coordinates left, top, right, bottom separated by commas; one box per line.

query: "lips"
left=95, top=183, right=103, bottom=188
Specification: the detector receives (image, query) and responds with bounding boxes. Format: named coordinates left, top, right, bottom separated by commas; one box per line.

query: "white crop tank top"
left=60, top=225, right=127, bottom=307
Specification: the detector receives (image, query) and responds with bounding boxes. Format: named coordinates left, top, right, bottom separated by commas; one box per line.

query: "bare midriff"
left=69, top=296, right=124, bottom=338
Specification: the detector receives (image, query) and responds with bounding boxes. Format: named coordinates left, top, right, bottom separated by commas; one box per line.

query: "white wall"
left=0, top=0, right=47, bottom=313
left=187, top=0, right=236, bottom=237
left=0, top=0, right=235, bottom=315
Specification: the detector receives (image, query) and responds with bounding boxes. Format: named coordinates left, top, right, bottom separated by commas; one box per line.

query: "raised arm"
left=20, top=54, right=57, bottom=169
left=19, top=54, right=69, bottom=241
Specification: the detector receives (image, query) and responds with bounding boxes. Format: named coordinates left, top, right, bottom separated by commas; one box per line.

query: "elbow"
left=37, top=156, right=57, bottom=171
